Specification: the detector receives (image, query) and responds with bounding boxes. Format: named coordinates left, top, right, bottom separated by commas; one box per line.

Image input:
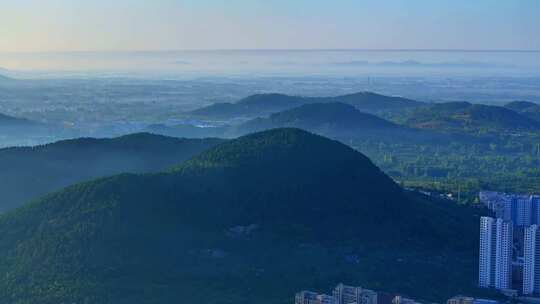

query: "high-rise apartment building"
left=530, top=196, right=540, bottom=225
left=481, top=192, right=540, bottom=226
left=479, top=217, right=513, bottom=289
left=503, top=195, right=531, bottom=226
left=523, top=225, right=540, bottom=295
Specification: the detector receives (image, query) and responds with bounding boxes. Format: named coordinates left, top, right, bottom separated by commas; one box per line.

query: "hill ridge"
left=0, top=132, right=224, bottom=212
left=405, top=101, right=540, bottom=132
left=189, top=91, right=424, bottom=119
left=0, top=128, right=484, bottom=304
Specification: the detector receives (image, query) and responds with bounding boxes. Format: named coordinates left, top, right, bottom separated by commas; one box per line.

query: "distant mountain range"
left=151, top=102, right=461, bottom=143
left=0, top=133, right=223, bottom=212
left=404, top=101, right=540, bottom=133
left=187, top=92, right=540, bottom=137
left=150, top=102, right=417, bottom=141
left=0, top=128, right=485, bottom=304
left=239, top=102, right=397, bottom=130
left=334, top=60, right=507, bottom=69
left=188, top=92, right=425, bottom=119
left=235, top=102, right=416, bottom=140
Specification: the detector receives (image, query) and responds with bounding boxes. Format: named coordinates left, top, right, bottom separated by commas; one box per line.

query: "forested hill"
left=404, top=101, right=540, bottom=133
left=235, top=102, right=406, bottom=139
left=189, top=93, right=310, bottom=118
left=0, top=128, right=486, bottom=304
left=0, top=133, right=224, bottom=212
left=504, top=101, right=540, bottom=122
left=505, top=101, right=540, bottom=112
left=333, top=91, right=424, bottom=112
left=153, top=102, right=425, bottom=142
left=188, top=92, right=424, bottom=119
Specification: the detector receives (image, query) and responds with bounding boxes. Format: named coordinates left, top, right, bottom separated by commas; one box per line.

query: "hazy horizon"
left=2, top=49, right=540, bottom=79
left=2, top=0, right=539, bottom=53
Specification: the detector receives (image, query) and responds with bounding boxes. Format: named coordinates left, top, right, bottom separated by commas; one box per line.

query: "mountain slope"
left=189, top=92, right=424, bottom=119
left=334, top=92, right=423, bottom=112
left=405, top=101, right=540, bottom=133
left=189, top=93, right=310, bottom=118
left=0, top=133, right=224, bottom=212
left=0, top=112, right=37, bottom=127
left=0, top=74, right=14, bottom=82
left=504, top=101, right=540, bottom=112
left=0, top=128, right=485, bottom=304
left=235, top=102, right=406, bottom=139
left=504, top=101, right=540, bottom=122
left=0, top=113, right=56, bottom=144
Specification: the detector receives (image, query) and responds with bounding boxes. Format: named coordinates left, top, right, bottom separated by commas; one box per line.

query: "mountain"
left=188, top=92, right=424, bottom=119
left=0, top=113, right=55, bottom=142
left=0, top=133, right=224, bottom=212
left=235, top=102, right=408, bottom=140
left=504, top=101, right=540, bottom=122
left=189, top=93, right=310, bottom=119
left=333, top=92, right=424, bottom=112
left=404, top=101, right=540, bottom=133
left=0, top=128, right=485, bottom=304
left=504, top=101, right=540, bottom=112
left=157, top=103, right=428, bottom=143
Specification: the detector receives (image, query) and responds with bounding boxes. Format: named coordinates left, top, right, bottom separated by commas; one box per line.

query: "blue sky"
left=1, top=0, right=539, bottom=52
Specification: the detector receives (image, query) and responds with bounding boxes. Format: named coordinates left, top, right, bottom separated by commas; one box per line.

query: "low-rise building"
left=296, top=291, right=335, bottom=304
left=446, top=296, right=498, bottom=304
left=296, top=291, right=320, bottom=304
left=391, top=295, right=422, bottom=304
left=447, top=295, right=474, bottom=304
left=473, top=299, right=499, bottom=304
left=317, top=294, right=335, bottom=304
left=333, top=283, right=377, bottom=304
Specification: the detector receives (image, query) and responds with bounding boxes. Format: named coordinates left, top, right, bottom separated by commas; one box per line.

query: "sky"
left=0, top=0, right=539, bottom=52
